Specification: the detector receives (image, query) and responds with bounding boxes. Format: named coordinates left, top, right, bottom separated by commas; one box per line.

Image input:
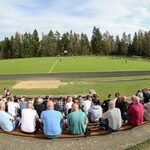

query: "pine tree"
left=91, top=27, right=103, bottom=55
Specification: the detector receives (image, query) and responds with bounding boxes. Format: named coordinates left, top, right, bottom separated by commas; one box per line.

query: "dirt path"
left=0, top=70, right=150, bottom=80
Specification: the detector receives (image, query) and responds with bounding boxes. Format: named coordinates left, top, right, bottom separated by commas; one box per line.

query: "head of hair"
left=115, top=92, right=120, bottom=97
left=0, top=101, right=5, bottom=110
left=92, top=98, right=99, bottom=105
left=108, top=94, right=112, bottom=99
left=71, top=102, right=79, bottom=112
left=109, top=100, right=115, bottom=109
left=121, top=96, right=126, bottom=102
left=131, top=95, right=135, bottom=102
left=134, top=96, right=140, bottom=104
left=46, top=100, right=54, bottom=110
left=67, top=96, right=73, bottom=102
left=27, top=101, right=33, bottom=109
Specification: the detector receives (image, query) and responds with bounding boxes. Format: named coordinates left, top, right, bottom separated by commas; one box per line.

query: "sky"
left=0, top=0, right=150, bottom=40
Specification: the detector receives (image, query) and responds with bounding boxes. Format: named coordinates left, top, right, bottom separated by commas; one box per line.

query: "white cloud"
left=0, top=0, right=150, bottom=40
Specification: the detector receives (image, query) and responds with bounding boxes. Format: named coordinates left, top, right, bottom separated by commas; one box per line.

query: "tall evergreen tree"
left=80, top=33, right=91, bottom=55
left=31, top=29, right=39, bottom=57
left=13, top=32, right=22, bottom=58
left=91, top=27, right=103, bottom=55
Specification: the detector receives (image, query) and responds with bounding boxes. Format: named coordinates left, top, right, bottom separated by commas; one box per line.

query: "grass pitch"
left=0, top=56, right=149, bottom=98
left=0, top=56, right=149, bottom=74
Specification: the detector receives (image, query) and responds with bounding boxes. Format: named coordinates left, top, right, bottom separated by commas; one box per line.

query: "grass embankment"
left=0, top=76, right=150, bottom=99
left=126, top=139, right=150, bottom=150
left=0, top=56, right=149, bottom=74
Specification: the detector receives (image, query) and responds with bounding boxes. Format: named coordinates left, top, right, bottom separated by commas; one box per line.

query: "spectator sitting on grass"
left=64, top=96, right=73, bottom=116
left=55, top=97, right=64, bottom=112
left=144, top=102, right=150, bottom=121
left=34, top=97, right=45, bottom=118
left=101, top=94, right=112, bottom=113
left=40, top=100, right=63, bottom=138
left=67, top=103, right=88, bottom=135
left=82, top=95, right=92, bottom=115
left=7, top=96, right=20, bottom=117
left=0, top=101, right=19, bottom=132
left=88, top=99, right=102, bottom=123
left=116, top=96, right=129, bottom=123
left=20, top=102, right=39, bottom=133
left=127, top=96, right=144, bottom=126
left=100, top=100, right=122, bottom=132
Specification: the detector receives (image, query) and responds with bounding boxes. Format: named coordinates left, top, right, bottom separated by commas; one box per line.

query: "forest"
left=0, top=26, right=150, bottom=59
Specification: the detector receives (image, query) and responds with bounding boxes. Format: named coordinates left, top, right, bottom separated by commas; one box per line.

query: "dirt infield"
left=13, top=80, right=64, bottom=89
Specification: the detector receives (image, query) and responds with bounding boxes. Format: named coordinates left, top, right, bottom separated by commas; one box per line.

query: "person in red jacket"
left=128, top=96, right=144, bottom=126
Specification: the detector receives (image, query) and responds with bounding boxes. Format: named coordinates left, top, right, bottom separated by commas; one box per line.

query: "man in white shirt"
left=7, top=97, right=20, bottom=117
left=64, top=96, right=73, bottom=115
left=83, top=95, right=92, bottom=115
left=20, top=102, right=39, bottom=133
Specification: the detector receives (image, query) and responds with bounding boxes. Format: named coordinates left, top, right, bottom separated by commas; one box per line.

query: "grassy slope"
left=0, top=57, right=57, bottom=74
left=126, top=139, right=150, bottom=150
left=0, top=56, right=149, bottom=74
left=0, top=76, right=150, bottom=99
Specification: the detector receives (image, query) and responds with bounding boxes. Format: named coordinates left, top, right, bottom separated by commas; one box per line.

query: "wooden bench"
left=0, top=121, right=149, bottom=139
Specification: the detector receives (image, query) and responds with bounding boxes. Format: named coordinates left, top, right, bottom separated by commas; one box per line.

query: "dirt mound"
left=13, top=80, right=64, bottom=89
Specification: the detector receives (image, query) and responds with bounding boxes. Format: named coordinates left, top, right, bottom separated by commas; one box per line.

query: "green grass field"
left=0, top=56, right=150, bottom=99
left=0, top=56, right=149, bottom=74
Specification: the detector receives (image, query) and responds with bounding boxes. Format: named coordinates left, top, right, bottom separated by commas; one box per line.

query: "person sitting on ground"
left=114, top=92, right=120, bottom=104
left=144, top=102, right=150, bottom=121
left=77, top=95, right=84, bottom=111
left=82, top=95, right=92, bottom=115
left=101, top=94, right=112, bottom=113
left=143, top=88, right=150, bottom=103
left=20, top=102, right=39, bottom=133
left=136, top=89, right=144, bottom=103
left=88, top=99, right=102, bottom=123
left=127, top=96, right=144, bottom=126
left=40, top=100, right=63, bottom=138
left=67, top=103, right=88, bottom=135
left=100, top=100, right=122, bottom=132
left=7, top=96, right=20, bottom=117
left=0, top=101, right=19, bottom=132
left=19, top=97, right=27, bottom=113
left=64, top=96, right=73, bottom=116
left=2, top=88, right=11, bottom=98
left=92, top=94, right=101, bottom=106
left=55, top=97, right=64, bottom=112
left=34, top=97, right=45, bottom=118
left=116, top=96, right=129, bottom=123
left=42, top=96, right=49, bottom=109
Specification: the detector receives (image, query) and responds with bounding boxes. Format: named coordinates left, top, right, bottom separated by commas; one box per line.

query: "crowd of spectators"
left=0, top=88, right=150, bottom=138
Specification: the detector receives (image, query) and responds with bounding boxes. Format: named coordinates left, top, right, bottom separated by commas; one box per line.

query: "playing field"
left=0, top=56, right=149, bottom=74
left=0, top=56, right=149, bottom=98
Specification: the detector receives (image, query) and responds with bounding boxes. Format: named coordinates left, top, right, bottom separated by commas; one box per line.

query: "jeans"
left=45, top=134, right=61, bottom=139
left=12, top=120, right=19, bottom=129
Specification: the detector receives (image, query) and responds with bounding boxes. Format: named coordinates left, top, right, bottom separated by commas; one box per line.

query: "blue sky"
left=0, top=0, right=150, bottom=40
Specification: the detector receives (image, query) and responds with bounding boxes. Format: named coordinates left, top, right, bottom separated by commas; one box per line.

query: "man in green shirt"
left=67, top=103, right=88, bottom=134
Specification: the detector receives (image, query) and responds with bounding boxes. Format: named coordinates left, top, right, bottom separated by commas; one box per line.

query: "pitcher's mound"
left=13, top=80, right=64, bottom=89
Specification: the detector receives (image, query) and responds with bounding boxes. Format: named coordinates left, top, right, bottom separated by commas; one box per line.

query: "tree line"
left=0, top=26, right=150, bottom=59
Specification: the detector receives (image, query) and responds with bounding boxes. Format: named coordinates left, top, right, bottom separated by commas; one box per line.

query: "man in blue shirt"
left=40, top=100, right=63, bottom=138
left=0, top=101, right=19, bottom=132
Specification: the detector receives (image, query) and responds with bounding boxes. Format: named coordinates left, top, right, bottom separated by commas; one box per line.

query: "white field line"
left=48, top=59, right=59, bottom=73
